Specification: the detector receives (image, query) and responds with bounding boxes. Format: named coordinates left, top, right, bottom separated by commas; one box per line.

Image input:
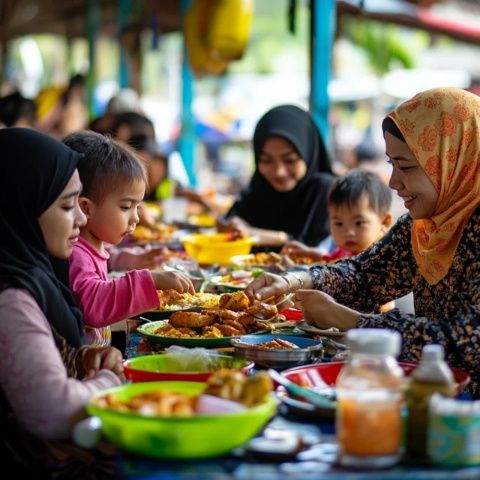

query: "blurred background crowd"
left=1, top=0, right=479, bottom=221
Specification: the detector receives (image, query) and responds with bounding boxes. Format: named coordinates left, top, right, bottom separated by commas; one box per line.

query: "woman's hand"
left=294, top=289, right=359, bottom=331
left=152, top=271, right=195, bottom=294
left=280, top=240, right=308, bottom=256
left=244, top=272, right=291, bottom=302
left=137, top=202, right=157, bottom=228
left=217, top=216, right=250, bottom=235
left=78, top=346, right=125, bottom=382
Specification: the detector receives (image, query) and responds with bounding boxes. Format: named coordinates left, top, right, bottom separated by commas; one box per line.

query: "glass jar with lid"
left=336, top=328, right=404, bottom=468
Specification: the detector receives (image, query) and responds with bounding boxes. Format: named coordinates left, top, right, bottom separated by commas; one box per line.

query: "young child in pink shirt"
left=64, top=131, right=194, bottom=345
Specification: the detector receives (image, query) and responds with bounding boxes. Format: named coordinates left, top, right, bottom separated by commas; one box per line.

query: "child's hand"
left=281, top=241, right=323, bottom=262
left=111, top=247, right=169, bottom=270
left=152, top=271, right=195, bottom=294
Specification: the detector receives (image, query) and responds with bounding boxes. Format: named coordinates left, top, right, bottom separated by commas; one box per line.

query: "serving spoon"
left=268, top=369, right=335, bottom=408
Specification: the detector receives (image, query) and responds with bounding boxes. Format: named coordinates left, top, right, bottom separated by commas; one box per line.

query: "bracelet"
left=282, top=271, right=305, bottom=290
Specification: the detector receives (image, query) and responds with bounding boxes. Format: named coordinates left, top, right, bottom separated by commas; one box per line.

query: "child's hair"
left=63, top=130, right=146, bottom=203
left=328, top=170, right=392, bottom=215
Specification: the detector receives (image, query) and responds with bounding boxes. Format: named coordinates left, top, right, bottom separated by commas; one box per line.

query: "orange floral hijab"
left=388, top=87, right=480, bottom=285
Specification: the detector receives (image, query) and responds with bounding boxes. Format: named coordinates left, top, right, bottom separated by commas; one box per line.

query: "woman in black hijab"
left=0, top=128, right=86, bottom=346
left=0, top=128, right=124, bottom=476
left=225, top=105, right=335, bottom=247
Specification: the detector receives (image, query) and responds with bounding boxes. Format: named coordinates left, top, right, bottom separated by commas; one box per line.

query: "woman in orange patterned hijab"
left=246, top=87, right=480, bottom=396
left=384, top=87, right=480, bottom=284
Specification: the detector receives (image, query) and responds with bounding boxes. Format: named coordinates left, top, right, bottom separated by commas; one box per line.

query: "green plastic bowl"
left=87, top=381, right=277, bottom=459
left=124, top=353, right=255, bottom=382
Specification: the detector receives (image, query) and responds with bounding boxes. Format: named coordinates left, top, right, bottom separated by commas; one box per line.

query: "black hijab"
left=228, top=105, right=335, bottom=246
left=0, top=128, right=86, bottom=347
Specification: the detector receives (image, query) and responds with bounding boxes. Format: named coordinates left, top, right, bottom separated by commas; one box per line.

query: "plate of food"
left=141, top=290, right=221, bottom=321
left=231, top=334, right=323, bottom=369
left=139, top=291, right=285, bottom=347
left=207, top=268, right=264, bottom=292
left=138, top=319, right=267, bottom=348
left=231, top=253, right=283, bottom=269
left=295, top=320, right=345, bottom=339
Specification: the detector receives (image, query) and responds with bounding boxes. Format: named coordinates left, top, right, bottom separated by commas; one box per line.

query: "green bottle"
left=406, top=345, right=456, bottom=460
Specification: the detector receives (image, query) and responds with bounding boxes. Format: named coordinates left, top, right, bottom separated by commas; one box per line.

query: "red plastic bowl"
left=124, top=353, right=255, bottom=383
left=282, top=361, right=471, bottom=396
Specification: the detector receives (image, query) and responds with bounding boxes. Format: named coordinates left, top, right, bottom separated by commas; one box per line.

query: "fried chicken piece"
left=246, top=302, right=278, bottom=319
left=248, top=319, right=270, bottom=332
left=169, top=311, right=215, bottom=329
left=201, top=308, right=242, bottom=321
left=237, top=313, right=256, bottom=327
left=204, top=369, right=246, bottom=402
left=216, top=324, right=242, bottom=337
left=221, top=319, right=246, bottom=334
left=204, top=370, right=273, bottom=408
left=241, top=371, right=274, bottom=407
left=219, top=291, right=251, bottom=311
left=158, top=289, right=184, bottom=305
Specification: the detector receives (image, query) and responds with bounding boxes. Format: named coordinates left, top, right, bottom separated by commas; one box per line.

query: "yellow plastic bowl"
left=180, top=233, right=254, bottom=265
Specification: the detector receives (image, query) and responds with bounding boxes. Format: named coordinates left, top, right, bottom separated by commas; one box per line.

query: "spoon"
left=251, top=293, right=295, bottom=320
left=173, top=264, right=221, bottom=280
left=268, top=369, right=335, bottom=409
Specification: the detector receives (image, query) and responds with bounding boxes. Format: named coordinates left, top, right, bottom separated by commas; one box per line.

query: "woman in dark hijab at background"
left=224, top=105, right=335, bottom=247
left=0, top=128, right=86, bottom=346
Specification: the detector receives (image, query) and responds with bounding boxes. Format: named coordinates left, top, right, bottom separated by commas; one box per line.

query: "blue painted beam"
left=177, top=0, right=197, bottom=187
left=118, top=0, right=132, bottom=89
left=86, top=0, right=100, bottom=119
left=310, top=0, right=336, bottom=147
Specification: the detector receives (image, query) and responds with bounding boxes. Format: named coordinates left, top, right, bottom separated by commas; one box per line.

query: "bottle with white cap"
left=406, top=344, right=456, bottom=460
left=336, top=328, right=404, bottom=468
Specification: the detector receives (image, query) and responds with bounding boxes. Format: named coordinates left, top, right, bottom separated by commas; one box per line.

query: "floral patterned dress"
left=310, top=210, right=480, bottom=397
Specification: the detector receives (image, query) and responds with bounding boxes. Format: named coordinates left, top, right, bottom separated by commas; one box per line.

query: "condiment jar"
left=336, top=328, right=404, bottom=468
left=405, top=344, right=456, bottom=460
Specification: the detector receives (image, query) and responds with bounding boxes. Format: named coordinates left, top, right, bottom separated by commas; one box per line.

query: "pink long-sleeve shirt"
left=0, top=289, right=121, bottom=440
left=69, top=237, right=159, bottom=345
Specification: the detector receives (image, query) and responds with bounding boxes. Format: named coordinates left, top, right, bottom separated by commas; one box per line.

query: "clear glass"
left=336, top=353, right=404, bottom=468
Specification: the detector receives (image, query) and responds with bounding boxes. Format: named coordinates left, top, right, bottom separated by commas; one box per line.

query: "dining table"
left=115, top=319, right=480, bottom=480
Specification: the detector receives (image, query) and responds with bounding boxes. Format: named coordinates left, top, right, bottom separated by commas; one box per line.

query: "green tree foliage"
left=341, top=18, right=429, bottom=75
